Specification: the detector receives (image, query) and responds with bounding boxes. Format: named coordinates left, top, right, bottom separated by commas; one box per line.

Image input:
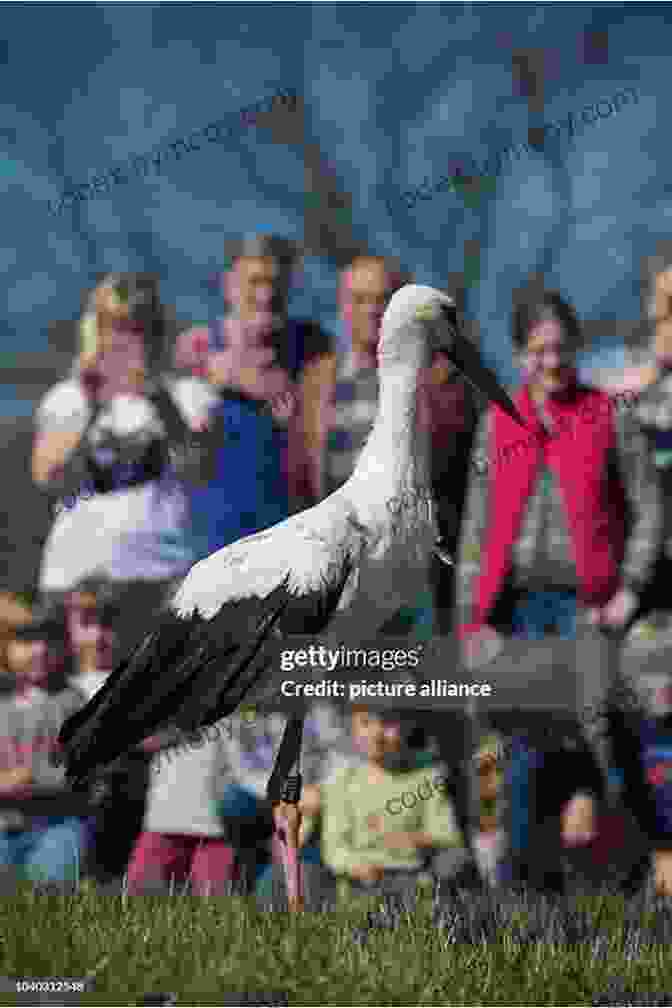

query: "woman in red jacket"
left=456, top=290, right=662, bottom=891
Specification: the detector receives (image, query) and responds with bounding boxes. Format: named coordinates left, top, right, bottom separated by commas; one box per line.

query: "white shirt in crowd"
left=36, top=376, right=217, bottom=592
left=143, top=729, right=230, bottom=838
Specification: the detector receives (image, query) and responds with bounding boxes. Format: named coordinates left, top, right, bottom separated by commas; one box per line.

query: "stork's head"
left=378, top=285, right=454, bottom=369
left=379, top=284, right=526, bottom=427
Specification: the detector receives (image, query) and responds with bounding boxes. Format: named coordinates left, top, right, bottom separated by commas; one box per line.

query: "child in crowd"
left=65, top=576, right=117, bottom=701
left=125, top=718, right=239, bottom=895
left=64, top=578, right=152, bottom=885
left=0, top=606, right=87, bottom=887
left=321, top=706, right=463, bottom=906
left=472, top=733, right=507, bottom=884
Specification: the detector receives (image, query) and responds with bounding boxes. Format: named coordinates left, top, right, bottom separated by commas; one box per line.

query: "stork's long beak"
left=435, top=305, right=527, bottom=429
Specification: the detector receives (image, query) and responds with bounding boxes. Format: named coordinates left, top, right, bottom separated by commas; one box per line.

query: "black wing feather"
left=59, top=560, right=352, bottom=785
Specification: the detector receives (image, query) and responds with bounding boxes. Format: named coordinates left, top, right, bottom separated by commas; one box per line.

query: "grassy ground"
left=2, top=882, right=672, bottom=1005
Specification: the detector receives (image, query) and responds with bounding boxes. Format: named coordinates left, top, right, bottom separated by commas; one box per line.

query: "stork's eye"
left=414, top=302, right=440, bottom=322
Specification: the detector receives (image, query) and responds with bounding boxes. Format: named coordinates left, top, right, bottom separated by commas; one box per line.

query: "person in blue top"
left=180, top=235, right=334, bottom=561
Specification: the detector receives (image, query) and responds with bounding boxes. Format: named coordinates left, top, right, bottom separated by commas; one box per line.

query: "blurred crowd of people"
left=2, top=233, right=672, bottom=904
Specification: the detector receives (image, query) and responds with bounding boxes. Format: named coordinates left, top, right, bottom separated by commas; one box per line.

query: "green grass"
left=1, top=883, right=672, bottom=1005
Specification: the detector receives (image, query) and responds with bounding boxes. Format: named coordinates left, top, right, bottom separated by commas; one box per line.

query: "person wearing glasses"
left=456, top=289, right=662, bottom=891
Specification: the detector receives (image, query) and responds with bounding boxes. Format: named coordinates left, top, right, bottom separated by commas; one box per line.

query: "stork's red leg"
left=272, top=797, right=304, bottom=912
left=267, top=715, right=305, bottom=912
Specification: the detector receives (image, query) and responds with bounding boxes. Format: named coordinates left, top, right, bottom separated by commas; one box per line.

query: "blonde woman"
left=32, top=274, right=218, bottom=655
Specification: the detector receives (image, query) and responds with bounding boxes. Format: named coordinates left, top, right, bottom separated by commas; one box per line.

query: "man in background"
left=179, top=235, right=334, bottom=559
left=321, top=255, right=481, bottom=871
left=324, top=254, right=478, bottom=634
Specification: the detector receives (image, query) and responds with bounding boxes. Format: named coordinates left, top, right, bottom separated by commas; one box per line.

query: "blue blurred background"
left=0, top=2, right=666, bottom=419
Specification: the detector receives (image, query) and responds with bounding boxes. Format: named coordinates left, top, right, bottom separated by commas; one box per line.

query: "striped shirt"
left=325, top=354, right=379, bottom=495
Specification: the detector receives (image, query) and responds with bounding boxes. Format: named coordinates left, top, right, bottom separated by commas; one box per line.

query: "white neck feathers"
left=347, top=360, right=430, bottom=511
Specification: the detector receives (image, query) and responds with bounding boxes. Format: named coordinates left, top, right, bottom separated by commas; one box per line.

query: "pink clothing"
left=126, top=832, right=238, bottom=895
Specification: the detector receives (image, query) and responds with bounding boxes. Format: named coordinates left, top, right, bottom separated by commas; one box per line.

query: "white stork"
left=59, top=285, right=524, bottom=909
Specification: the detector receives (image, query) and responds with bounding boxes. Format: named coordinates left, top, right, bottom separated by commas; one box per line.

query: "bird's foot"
left=272, top=801, right=302, bottom=846
left=272, top=801, right=304, bottom=912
